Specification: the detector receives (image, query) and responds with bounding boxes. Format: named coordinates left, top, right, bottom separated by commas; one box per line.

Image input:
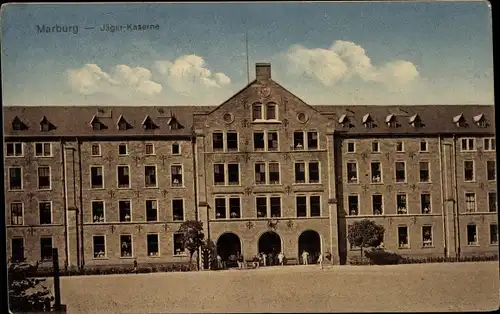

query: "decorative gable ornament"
left=259, top=86, right=271, bottom=98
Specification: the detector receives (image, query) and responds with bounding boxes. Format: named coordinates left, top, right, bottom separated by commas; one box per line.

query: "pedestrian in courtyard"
left=238, top=254, right=245, bottom=269
left=317, top=252, right=324, bottom=269
left=216, top=254, right=223, bottom=269
left=133, top=259, right=138, bottom=273
left=278, top=252, right=285, bottom=266
left=302, top=250, right=309, bottom=265
left=261, top=252, right=267, bottom=266
left=252, top=255, right=260, bottom=268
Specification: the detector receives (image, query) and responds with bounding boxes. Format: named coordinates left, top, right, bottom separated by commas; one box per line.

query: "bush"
left=364, top=248, right=403, bottom=265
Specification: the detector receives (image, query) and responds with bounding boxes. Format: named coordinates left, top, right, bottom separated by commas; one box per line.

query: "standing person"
left=216, top=254, right=223, bottom=269
left=278, top=252, right=285, bottom=266
left=239, top=254, right=245, bottom=269
left=317, top=252, right=324, bottom=269
left=133, top=259, right=138, bottom=273
left=261, top=252, right=267, bottom=267
left=302, top=250, right=309, bottom=265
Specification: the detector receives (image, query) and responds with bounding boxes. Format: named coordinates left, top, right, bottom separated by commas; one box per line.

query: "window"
left=398, top=226, right=409, bottom=248
left=257, top=197, right=268, bottom=218
left=117, top=166, right=130, bottom=188
left=174, top=234, right=186, bottom=255
left=118, top=144, right=128, bottom=155
left=269, top=163, right=280, bottom=184
left=34, top=143, right=51, bottom=157
left=465, top=193, right=476, bottom=212
left=419, top=141, right=428, bottom=152
left=11, top=238, right=24, bottom=262
left=396, top=194, right=407, bottom=214
left=267, top=132, right=279, bottom=151
left=293, top=132, right=304, bottom=150
left=6, top=142, right=23, bottom=157
left=172, top=199, right=184, bottom=221
left=10, top=202, right=23, bottom=225
left=214, top=164, right=225, bottom=185
left=172, top=143, right=180, bottom=155
left=119, top=200, right=131, bottom=222
left=91, top=144, right=101, bottom=156
left=146, top=200, right=158, bottom=222
left=296, top=196, right=307, bottom=217
left=488, top=192, right=497, bottom=212
left=9, top=167, right=23, bottom=190
left=463, top=161, right=474, bottom=181
left=371, top=162, right=382, bottom=183
left=422, top=226, right=433, bottom=247
left=348, top=195, right=359, bottom=216
left=253, top=132, right=265, bottom=151
left=396, top=141, right=404, bottom=152
left=395, top=162, right=406, bottom=183
left=215, top=198, right=226, bottom=219
left=145, top=165, right=157, bottom=188
left=371, top=141, right=379, bottom=153
left=307, top=131, right=318, bottom=150
left=120, top=235, right=133, bottom=257
left=461, top=138, right=475, bottom=151
left=228, top=164, right=240, bottom=185
left=490, top=224, right=498, bottom=245
left=266, top=103, right=277, bottom=120
left=39, top=202, right=52, bottom=224
left=147, top=234, right=160, bottom=256
left=227, top=132, right=238, bottom=151
left=90, top=166, right=104, bottom=189
left=213, top=133, right=224, bottom=152
left=419, top=162, right=430, bottom=182
left=93, top=236, right=106, bottom=258
left=295, top=163, right=306, bottom=183
left=270, top=197, right=281, bottom=218
left=252, top=104, right=263, bottom=121
left=40, top=237, right=53, bottom=260
left=229, top=197, right=241, bottom=218
left=38, top=166, right=51, bottom=190
left=372, top=195, right=383, bottom=215
left=421, top=193, right=431, bottom=214
left=171, top=165, right=183, bottom=187
left=467, top=225, right=477, bottom=245
left=255, top=163, right=266, bottom=184
left=310, top=196, right=321, bottom=217
left=347, top=162, right=358, bottom=183
left=309, top=162, right=320, bottom=183
left=145, top=143, right=155, bottom=155
left=487, top=160, right=496, bottom=181
left=92, top=201, right=105, bottom=222
left=347, top=142, right=355, bottom=153
left=484, top=138, right=495, bottom=151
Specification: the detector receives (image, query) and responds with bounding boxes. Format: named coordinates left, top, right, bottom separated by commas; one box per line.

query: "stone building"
left=4, top=63, right=497, bottom=269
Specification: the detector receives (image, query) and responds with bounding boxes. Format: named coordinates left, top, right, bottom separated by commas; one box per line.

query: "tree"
left=8, top=260, right=54, bottom=312
left=347, top=219, right=385, bottom=262
left=178, top=220, right=205, bottom=270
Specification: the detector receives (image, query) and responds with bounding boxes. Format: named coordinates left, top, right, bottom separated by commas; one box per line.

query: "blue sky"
left=0, top=1, right=494, bottom=106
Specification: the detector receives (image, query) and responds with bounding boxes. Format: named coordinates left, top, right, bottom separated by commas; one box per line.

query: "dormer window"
left=142, top=116, right=158, bottom=130
left=409, top=114, right=423, bottom=128
left=338, top=114, right=352, bottom=128
left=117, top=115, right=132, bottom=131
left=473, top=114, right=488, bottom=128
left=385, top=114, right=397, bottom=128
left=168, top=116, right=183, bottom=130
left=362, top=114, right=375, bottom=128
left=40, top=116, right=55, bottom=132
left=90, top=115, right=107, bottom=130
left=453, top=113, right=467, bottom=128
left=12, top=116, right=28, bottom=131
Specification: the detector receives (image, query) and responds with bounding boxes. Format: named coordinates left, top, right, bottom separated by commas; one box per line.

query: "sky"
left=0, top=1, right=494, bottom=106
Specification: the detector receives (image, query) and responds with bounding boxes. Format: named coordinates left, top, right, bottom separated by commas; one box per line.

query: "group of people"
left=215, top=249, right=326, bottom=269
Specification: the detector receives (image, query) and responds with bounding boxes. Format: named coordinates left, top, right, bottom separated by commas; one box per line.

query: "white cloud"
left=155, top=55, right=231, bottom=94
left=282, top=40, right=419, bottom=87
left=67, top=64, right=162, bottom=97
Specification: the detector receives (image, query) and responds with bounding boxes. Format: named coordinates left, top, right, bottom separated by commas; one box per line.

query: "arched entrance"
left=298, top=230, right=321, bottom=265
left=216, top=232, right=241, bottom=268
left=258, top=231, right=282, bottom=266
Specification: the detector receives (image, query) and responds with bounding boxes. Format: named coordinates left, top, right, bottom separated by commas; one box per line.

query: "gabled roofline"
left=207, top=79, right=257, bottom=115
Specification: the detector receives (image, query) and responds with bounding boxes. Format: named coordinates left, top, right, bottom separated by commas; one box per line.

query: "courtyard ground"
left=51, top=262, right=498, bottom=313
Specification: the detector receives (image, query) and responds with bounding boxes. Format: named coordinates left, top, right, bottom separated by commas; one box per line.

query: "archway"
left=216, top=232, right=241, bottom=268
left=258, top=231, right=282, bottom=266
left=298, top=230, right=321, bottom=265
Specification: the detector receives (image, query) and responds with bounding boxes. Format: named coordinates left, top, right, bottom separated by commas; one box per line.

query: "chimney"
left=255, top=63, right=271, bottom=81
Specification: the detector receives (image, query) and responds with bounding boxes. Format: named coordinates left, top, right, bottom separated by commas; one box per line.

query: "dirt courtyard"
left=52, top=262, right=498, bottom=313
